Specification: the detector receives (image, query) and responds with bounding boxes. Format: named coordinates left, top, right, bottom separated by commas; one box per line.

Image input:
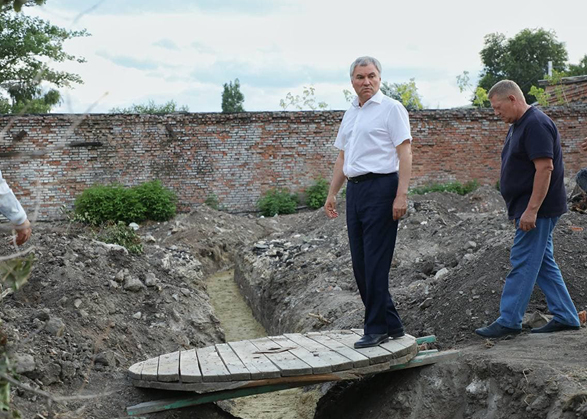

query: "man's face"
left=490, top=95, right=517, bottom=124
left=351, top=63, right=381, bottom=105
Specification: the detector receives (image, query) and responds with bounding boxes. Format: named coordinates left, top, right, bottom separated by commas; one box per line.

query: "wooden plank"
left=128, top=361, right=143, bottom=380
left=324, top=331, right=394, bottom=365
left=349, top=329, right=416, bottom=359
left=305, top=332, right=369, bottom=368
left=388, top=349, right=460, bottom=371
left=158, top=351, right=180, bottom=382
left=282, top=333, right=353, bottom=372
left=179, top=349, right=202, bottom=383
left=228, top=340, right=281, bottom=379
left=141, top=356, right=159, bottom=381
left=415, top=335, right=437, bottom=345
left=196, top=346, right=230, bottom=382
left=250, top=337, right=312, bottom=377
left=216, top=343, right=251, bottom=381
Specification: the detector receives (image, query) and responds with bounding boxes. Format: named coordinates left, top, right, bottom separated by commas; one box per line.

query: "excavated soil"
left=1, top=183, right=586, bottom=419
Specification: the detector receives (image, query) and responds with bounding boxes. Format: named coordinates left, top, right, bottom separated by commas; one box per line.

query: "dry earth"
left=1, top=183, right=586, bottom=419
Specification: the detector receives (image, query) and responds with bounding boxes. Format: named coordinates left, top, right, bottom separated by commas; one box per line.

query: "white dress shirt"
left=334, top=90, right=412, bottom=177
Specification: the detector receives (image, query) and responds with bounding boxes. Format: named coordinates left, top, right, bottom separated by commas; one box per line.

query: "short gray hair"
left=488, top=80, right=525, bottom=101
left=350, top=56, right=382, bottom=79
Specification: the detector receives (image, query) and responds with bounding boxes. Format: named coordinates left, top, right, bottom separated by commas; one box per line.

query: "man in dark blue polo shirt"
left=475, top=80, right=580, bottom=338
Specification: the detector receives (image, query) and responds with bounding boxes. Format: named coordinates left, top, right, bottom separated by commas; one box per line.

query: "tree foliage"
left=279, top=85, right=327, bottom=110
left=0, top=0, right=44, bottom=12
left=221, top=78, right=245, bottom=113
left=477, top=28, right=568, bottom=103
left=567, top=55, right=587, bottom=77
left=0, top=6, right=88, bottom=113
left=380, top=79, right=423, bottom=111
left=109, top=99, right=188, bottom=114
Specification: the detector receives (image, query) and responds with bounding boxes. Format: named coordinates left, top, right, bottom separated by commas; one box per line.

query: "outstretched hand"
left=12, top=219, right=32, bottom=246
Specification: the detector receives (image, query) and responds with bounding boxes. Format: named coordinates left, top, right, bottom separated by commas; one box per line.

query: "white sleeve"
left=386, top=103, right=412, bottom=147
left=0, top=170, right=28, bottom=225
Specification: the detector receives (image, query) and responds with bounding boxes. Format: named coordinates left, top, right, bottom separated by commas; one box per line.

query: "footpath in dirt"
left=1, top=183, right=586, bottom=418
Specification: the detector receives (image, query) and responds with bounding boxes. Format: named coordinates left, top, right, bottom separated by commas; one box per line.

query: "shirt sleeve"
left=333, top=113, right=347, bottom=150
left=386, top=102, right=412, bottom=147
left=524, top=120, right=555, bottom=161
left=0, top=170, right=28, bottom=225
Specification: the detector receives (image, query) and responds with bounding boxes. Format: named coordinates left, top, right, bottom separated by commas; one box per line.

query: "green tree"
left=279, top=85, right=328, bottom=110
left=0, top=7, right=88, bottom=113
left=109, top=99, right=189, bottom=114
left=221, top=78, right=245, bottom=113
left=567, top=55, right=587, bottom=76
left=477, top=28, right=568, bottom=103
left=0, top=0, right=44, bottom=12
left=380, top=79, right=423, bottom=111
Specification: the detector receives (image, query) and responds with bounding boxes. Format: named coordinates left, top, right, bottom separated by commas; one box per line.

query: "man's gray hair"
left=350, top=56, right=382, bottom=79
left=488, top=80, right=525, bottom=100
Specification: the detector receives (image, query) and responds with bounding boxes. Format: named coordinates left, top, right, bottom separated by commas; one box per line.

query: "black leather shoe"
left=388, top=329, right=405, bottom=339
left=475, top=321, right=521, bottom=338
left=531, top=319, right=580, bottom=333
left=354, top=333, right=389, bottom=348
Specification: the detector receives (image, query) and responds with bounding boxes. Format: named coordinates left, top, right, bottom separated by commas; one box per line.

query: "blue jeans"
left=497, top=216, right=580, bottom=329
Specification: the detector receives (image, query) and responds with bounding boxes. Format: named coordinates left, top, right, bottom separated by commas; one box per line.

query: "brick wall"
left=1, top=106, right=586, bottom=220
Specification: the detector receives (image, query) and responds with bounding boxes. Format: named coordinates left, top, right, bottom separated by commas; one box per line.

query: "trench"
left=205, top=269, right=322, bottom=419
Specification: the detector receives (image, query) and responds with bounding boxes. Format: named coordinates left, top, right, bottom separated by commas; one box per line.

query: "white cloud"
left=24, top=0, right=587, bottom=113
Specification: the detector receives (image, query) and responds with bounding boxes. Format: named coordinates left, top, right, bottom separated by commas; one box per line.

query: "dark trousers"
left=346, top=173, right=403, bottom=335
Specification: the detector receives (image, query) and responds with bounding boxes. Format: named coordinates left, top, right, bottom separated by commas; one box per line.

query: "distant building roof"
left=538, top=75, right=587, bottom=104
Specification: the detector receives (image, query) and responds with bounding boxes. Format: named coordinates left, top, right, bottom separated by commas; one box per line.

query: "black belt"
left=346, top=172, right=395, bottom=184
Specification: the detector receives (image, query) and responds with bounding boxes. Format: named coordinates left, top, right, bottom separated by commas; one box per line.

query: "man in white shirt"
left=324, top=56, right=413, bottom=348
left=0, top=170, right=32, bottom=245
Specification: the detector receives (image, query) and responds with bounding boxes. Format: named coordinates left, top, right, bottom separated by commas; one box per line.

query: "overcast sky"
left=27, top=0, right=587, bottom=113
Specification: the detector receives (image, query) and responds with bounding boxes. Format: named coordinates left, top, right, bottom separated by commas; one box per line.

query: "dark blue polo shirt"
left=500, top=106, right=567, bottom=220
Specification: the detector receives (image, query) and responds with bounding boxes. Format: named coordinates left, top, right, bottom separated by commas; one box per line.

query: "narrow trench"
left=205, top=269, right=321, bottom=419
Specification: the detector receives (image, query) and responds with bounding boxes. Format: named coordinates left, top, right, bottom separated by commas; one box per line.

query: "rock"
left=124, top=276, right=146, bottom=292
left=94, top=351, right=117, bottom=367
left=129, top=222, right=139, bottom=230
left=144, top=272, right=158, bottom=287
left=73, top=299, right=82, bottom=308
left=115, top=269, right=125, bottom=282
left=435, top=268, right=449, bottom=280
left=419, top=298, right=433, bottom=310
left=180, top=288, right=191, bottom=296
left=45, top=318, right=65, bottom=337
left=41, top=363, right=62, bottom=385
left=91, top=240, right=129, bottom=255
left=522, top=312, right=551, bottom=329
left=60, top=361, right=77, bottom=380
left=13, top=354, right=36, bottom=374
left=144, top=234, right=157, bottom=243
left=132, top=312, right=142, bottom=319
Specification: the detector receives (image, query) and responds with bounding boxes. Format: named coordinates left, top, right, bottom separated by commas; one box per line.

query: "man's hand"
left=12, top=219, right=31, bottom=245
left=519, top=209, right=537, bottom=232
left=393, top=193, right=408, bottom=221
left=324, top=195, right=338, bottom=219
left=581, top=137, right=587, bottom=152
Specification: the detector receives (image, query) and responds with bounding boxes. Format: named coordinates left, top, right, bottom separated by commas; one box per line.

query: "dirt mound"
left=0, top=206, right=275, bottom=419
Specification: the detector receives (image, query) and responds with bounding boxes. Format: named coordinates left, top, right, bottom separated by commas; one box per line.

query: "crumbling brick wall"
left=1, top=106, right=586, bottom=220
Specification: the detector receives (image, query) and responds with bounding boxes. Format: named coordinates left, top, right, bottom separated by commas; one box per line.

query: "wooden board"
left=216, top=343, right=251, bottom=381
left=196, top=346, right=230, bottom=382
left=324, top=331, right=394, bottom=364
left=128, top=361, right=143, bottom=380
left=278, top=334, right=350, bottom=373
left=304, top=332, right=370, bottom=368
left=158, top=351, right=180, bottom=382
left=228, top=340, right=281, bottom=379
left=179, top=349, right=202, bottom=383
left=250, top=337, right=312, bottom=377
left=141, top=356, right=159, bottom=381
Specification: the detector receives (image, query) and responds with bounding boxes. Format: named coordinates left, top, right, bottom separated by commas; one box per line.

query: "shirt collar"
left=352, top=89, right=383, bottom=108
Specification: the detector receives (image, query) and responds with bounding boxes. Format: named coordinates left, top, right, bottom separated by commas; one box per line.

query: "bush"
left=411, top=180, right=479, bottom=196
left=133, top=180, right=177, bottom=221
left=257, top=188, right=298, bottom=216
left=97, top=222, right=143, bottom=254
left=74, top=181, right=177, bottom=224
left=306, top=178, right=329, bottom=209
left=204, top=194, right=219, bottom=210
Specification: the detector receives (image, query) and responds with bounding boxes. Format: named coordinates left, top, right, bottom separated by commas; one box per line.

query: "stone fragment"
left=124, top=276, right=146, bottom=292
left=45, top=318, right=65, bottom=337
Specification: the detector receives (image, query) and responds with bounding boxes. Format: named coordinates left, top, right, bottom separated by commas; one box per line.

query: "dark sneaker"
left=531, top=319, right=580, bottom=333
left=475, top=321, right=521, bottom=338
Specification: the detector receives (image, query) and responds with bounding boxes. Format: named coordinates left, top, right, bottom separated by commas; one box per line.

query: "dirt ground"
left=1, top=181, right=586, bottom=418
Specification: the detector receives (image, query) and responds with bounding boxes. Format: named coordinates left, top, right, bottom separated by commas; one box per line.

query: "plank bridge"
left=127, top=329, right=458, bottom=416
